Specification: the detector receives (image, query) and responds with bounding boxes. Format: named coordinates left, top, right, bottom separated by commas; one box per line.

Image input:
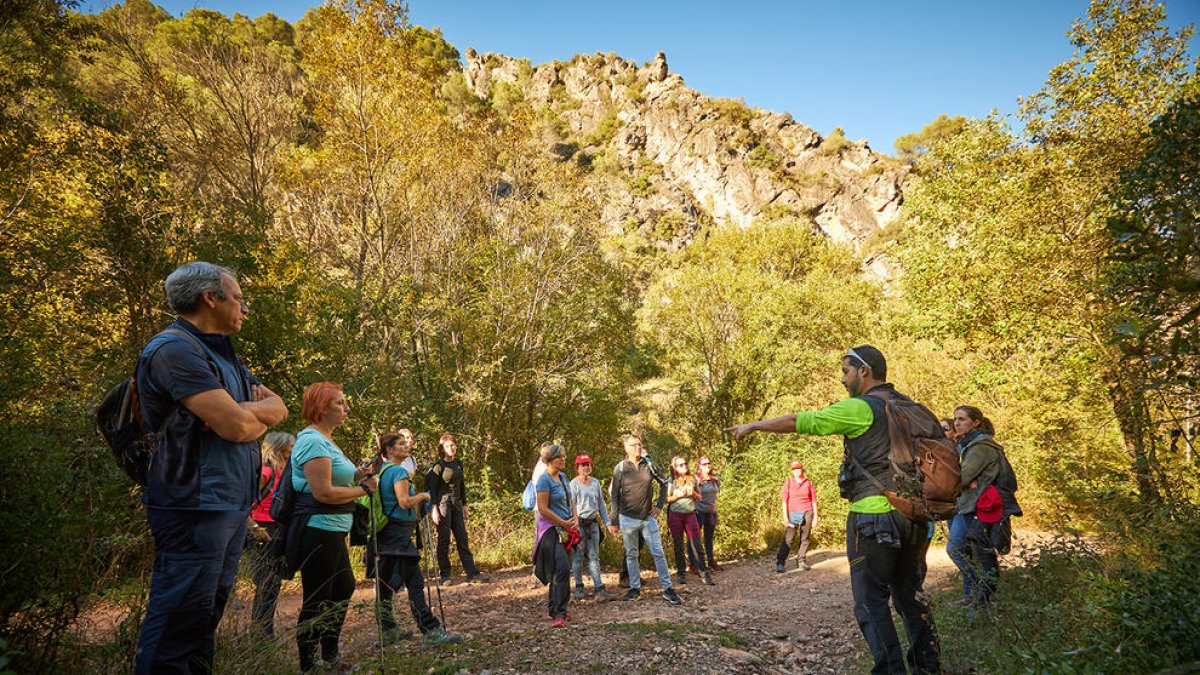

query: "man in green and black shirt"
left=728, top=345, right=939, bottom=674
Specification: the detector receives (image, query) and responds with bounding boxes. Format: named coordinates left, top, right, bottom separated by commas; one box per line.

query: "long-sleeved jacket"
left=955, top=431, right=1001, bottom=514
left=609, top=457, right=666, bottom=526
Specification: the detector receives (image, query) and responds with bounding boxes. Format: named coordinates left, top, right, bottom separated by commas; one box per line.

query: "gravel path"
left=243, top=545, right=957, bottom=674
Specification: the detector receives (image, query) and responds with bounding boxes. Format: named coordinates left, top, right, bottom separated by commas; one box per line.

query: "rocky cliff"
left=462, top=49, right=908, bottom=262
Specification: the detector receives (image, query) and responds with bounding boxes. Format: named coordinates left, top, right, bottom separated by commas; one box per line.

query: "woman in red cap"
left=776, top=460, right=819, bottom=573
left=569, top=454, right=615, bottom=601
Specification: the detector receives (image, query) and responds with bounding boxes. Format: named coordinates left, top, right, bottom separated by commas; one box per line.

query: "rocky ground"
left=222, top=545, right=957, bottom=674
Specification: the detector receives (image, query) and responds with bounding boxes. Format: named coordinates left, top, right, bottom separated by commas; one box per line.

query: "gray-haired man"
left=135, top=262, right=287, bottom=674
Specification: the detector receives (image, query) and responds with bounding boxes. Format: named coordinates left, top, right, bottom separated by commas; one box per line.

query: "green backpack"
left=350, top=462, right=394, bottom=545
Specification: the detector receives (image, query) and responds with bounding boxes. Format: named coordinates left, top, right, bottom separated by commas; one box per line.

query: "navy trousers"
left=135, top=509, right=248, bottom=674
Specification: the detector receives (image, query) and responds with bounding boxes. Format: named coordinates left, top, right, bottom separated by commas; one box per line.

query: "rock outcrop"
left=463, top=50, right=908, bottom=257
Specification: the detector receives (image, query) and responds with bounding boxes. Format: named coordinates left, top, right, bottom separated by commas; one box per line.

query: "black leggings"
left=377, top=555, right=440, bottom=634
left=296, top=528, right=356, bottom=671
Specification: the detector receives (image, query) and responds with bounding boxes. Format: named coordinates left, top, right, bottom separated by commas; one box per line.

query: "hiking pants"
left=435, top=503, right=479, bottom=578
left=619, top=516, right=673, bottom=591
left=966, top=519, right=999, bottom=606
left=571, top=520, right=605, bottom=590
left=136, top=508, right=247, bottom=675
left=847, top=511, right=940, bottom=675
left=776, top=509, right=815, bottom=566
left=695, top=511, right=719, bottom=565
left=296, top=528, right=355, bottom=672
left=248, top=521, right=283, bottom=636
left=378, top=555, right=440, bottom=634
left=667, top=510, right=706, bottom=576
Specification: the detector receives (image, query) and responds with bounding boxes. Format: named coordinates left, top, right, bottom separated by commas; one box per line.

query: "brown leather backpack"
left=855, top=389, right=961, bottom=522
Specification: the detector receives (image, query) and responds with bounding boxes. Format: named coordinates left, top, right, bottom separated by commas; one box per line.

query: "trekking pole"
left=423, top=511, right=447, bottom=628
left=368, top=490, right=387, bottom=674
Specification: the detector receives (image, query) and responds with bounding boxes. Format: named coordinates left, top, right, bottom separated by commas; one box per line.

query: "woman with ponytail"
left=948, top=405, right=1003, bottom=608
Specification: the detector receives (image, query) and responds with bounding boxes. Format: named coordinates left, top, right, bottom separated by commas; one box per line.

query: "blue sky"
left=83, top=0, right=1199, bottom=152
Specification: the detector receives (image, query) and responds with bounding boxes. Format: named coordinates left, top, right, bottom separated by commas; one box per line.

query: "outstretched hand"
left=724, top=422, right=757, bottom=441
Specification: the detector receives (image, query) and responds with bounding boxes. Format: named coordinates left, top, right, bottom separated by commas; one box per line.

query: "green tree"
left=900, top=0, right=1197, bottom=504
left=893, top=113, right=967, bottom=160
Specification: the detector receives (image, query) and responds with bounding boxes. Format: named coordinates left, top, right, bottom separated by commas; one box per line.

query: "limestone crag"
left=463, top=49, right=908, bottom=256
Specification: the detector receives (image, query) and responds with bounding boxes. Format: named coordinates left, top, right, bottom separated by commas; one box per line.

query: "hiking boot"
left=420, top=627, right=463, bottom=647
left=799, top=561, right=812, bottom=571
left=438, top=576, right=453, bottom=587
left=689, top=566, right=701, bottom=576
left=622, top=588, right=641, bottom=601
left=466, top=572, right=490, bottom=583
left=675, top=572, right=688, bottom=585
left=551, top=617, right=567, bottom=628
left=775, top=563, right=785, bottom=573
left=595, top=588, right=616, bottom=602
left=573, top=587, right=585, bottom=601
left=374, top=627, right=413, bottom=647
left=618, top=578, right=630, bottom=589
left=708, top=561, right=723, bottom=571
left=662, top=588, right=683, bottom=605
left=702, top=572, right=716, bottom=586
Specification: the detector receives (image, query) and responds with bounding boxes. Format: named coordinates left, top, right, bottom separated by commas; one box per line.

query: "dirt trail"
left=225, top=545, right=958, bottom=674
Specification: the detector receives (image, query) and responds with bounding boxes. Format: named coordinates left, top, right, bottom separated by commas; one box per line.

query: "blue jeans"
left=571, top=520, right=605, bottom=590
left=136, top=509, right=248, bottom=675
left=620, top=516, right=672, bottom=591
left=946, top=513, right=974, bottom=598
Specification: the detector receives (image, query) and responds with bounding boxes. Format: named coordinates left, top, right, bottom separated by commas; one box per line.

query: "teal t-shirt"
left=291, top=428, right=357, bottom=532
left=379, top=465, right=418, bottom=522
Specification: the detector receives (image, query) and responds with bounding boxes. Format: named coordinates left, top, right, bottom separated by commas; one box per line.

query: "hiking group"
left=106, top=261, right=1020, bottom=674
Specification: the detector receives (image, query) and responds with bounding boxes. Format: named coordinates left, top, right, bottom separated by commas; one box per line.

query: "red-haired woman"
left=425, top=433, right=489, bottom=585
left=693, top=455, right=722, bottom=571
left=290, top=382, right=378, bottom=673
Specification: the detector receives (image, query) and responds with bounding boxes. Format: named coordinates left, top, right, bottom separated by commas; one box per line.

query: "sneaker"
left=551, top=617, right=567, bottom=628
left=675, top=572, right=688, bottom=585
left=708, top=561, right=723, bottom=571
left=799, top=561, right=812, bottom=571
left=438, top=576, right=453, bottom=587
left=622, top=588, right=641, bottom=601
left=420, top=627, right=463, bottom=647
left=702, top=572, right=716, bottom=586
left=466, top=572, right=490, bottom=583
left=662, top=588, right=683, bottom=605
left=573, top=587, right=585, bottom=601
left=689, top=566, right=701, bottom=576
left=775, top=563, right=785, bottom=573
left=595, top=588, right=616, bottom=602
left=374, top=627, right=413, bottom=647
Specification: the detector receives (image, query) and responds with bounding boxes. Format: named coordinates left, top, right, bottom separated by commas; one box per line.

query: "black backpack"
left=95, top=328, right=215, bottom=486
left=992, top=448, right=1023, bottom=518
left=269, top=459, right=297, bottom=524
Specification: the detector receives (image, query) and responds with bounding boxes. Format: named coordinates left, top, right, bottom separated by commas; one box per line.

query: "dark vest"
left=839, top=383, right=900, bottom=502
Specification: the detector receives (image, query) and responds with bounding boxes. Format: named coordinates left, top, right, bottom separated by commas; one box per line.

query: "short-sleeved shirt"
left=536, top=471, right=572, bottom=521
left=291, top=428, right=357, bottom=532
left=137, top=318, right=261, bottom=511
left=380, top=465, right=418, bottom=522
